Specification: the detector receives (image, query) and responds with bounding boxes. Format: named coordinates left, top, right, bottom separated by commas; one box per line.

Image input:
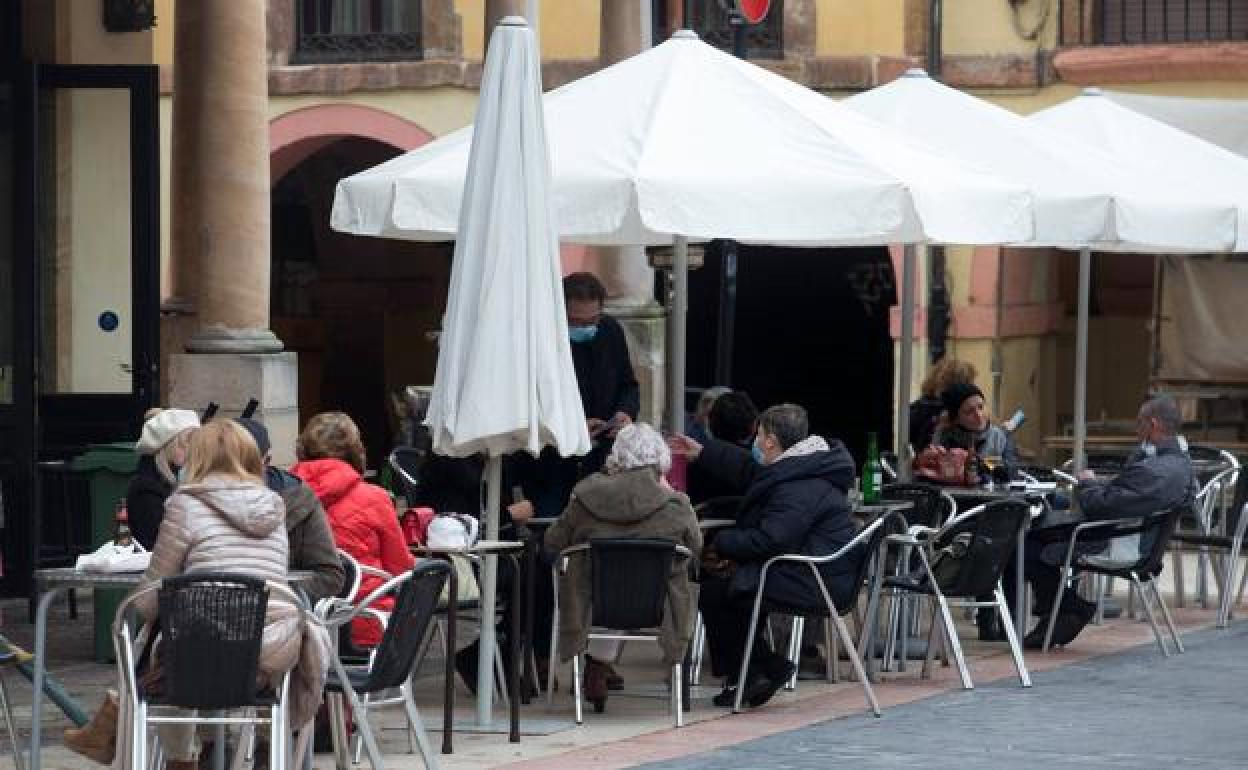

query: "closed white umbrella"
left=426, top=16, right=590, bottom=725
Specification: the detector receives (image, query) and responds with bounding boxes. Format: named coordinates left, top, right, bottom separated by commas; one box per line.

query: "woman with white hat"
left=126, top=407, right=199, bottom=548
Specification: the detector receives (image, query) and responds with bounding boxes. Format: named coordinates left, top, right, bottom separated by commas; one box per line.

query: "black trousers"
left=698, top=574, right=787, bottom=682
left=1004, top=522, right=1085, bottom=620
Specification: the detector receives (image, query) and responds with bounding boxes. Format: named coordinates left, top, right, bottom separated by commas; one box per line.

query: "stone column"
left=166, top=0, right=299, bottom=464
left=596, top=0, right=667, bottom=428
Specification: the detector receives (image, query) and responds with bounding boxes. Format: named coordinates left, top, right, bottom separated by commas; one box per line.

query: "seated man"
left=672, top=403, right=859, bottom=708
left=1015, top=395, right=1196, bottom=648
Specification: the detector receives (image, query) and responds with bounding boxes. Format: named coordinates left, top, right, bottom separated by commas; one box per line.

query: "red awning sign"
left=737, top=0, right=771, bottom=24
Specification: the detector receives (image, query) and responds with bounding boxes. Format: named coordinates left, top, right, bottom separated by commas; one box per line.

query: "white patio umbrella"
left=845, top=71, right=1238, bottom=476
left=334, top=30, right=1035, bottom=435
left=424, top=16, right=590, bottom=725
left=1031, top=88, right=1248, bottom=469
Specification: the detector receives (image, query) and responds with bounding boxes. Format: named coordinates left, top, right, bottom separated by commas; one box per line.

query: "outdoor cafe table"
left=28, top=568, right=322, bottom=770
left=411, top=539, right=526, bottom=747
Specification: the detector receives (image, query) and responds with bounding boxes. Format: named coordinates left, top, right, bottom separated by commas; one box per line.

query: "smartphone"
left=1003, top=408, right=1026, bottom=433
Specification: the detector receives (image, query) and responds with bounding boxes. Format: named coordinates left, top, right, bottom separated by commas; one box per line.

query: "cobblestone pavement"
left=637, top=622, right=1248, bottom=770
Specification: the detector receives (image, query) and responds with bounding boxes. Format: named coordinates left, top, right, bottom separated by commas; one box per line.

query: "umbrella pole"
left=668, top=236, right=689, bottom=434
left=1073, top=248, right=1091, bottom=473
left=896, top=243, right=918, bottom=480
left=992, top=247, right=1005, bottom=418
left=477, top=455, right=503, bottom=725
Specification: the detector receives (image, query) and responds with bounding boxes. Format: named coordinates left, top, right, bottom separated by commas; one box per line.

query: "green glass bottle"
left=863, top=432, right=882, bottom=504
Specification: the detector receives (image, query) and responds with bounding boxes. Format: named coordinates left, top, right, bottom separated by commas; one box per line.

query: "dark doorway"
left=685, top=243, right=897, bottom=464
left=271, top=138, right=452, bottom=467
left=1, top=60, right=159, bottom=596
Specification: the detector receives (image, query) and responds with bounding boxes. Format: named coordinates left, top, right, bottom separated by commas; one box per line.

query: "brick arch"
left=269, top=104, right=434, bottom=184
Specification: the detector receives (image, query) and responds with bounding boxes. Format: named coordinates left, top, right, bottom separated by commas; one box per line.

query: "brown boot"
left=583, top=657, right=611, bottom=713
left=63, top=691, right=118, bottom=764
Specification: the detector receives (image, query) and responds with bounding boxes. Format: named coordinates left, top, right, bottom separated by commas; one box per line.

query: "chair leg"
left=0, top=672, right=24, bottom=770
left=401, top=683, right=441, bottom=770
left=1149, top=578, right=1184, bottom=654
left=935, top=594, right=972, bottom=689
left=327, top=693, right=351, bottom=770
left=1041, top=567, right=1070, bottom=653
left=993, top=585, right=1031, bottom=688
left=823, top=618, right=837, bottom=683
left=1198, top=546, right=1210, bottom=609
left=1173, top=549, right=1187, bottom=609
left=546, top=612, right=559, bottom=708
left=733, top=585, right=768, bottom=714
left=670, top=663, right=684, bottom=728
left=1218, top=552, right=1240, bottom=627
left=690, top=612, right=706, bottom=686
left=344, top=688, right=385, bottom=770
left=571, top=654, right=584, bottom=725
left=920, top=597, right=940, bottom=681
left=882, top=589, right=900, bottom=673
left=830, top=609, right=880, bottom=717
left=858, top=575, right=884, bottom=684
left=1130, top=574, right=1170, bottom=658
left=784, top=616, right=803, bottom=691
left=133, top=701, right=148, bottom=770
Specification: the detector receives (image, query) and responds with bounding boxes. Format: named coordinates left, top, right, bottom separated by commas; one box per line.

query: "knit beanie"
left=940, top=383, right=984, bottom=417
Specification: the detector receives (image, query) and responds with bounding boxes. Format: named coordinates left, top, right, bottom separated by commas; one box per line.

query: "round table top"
left=855, top=500, right=915, bottom=515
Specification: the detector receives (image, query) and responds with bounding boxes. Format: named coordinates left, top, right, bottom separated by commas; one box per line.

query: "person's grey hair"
left=759, top=403, right=809, bottom=450
left=604, top=423, right=671, bottom=475
left=696, top=386, right=732, bottom=419
left=1141, top=395, right=1183, bottom=436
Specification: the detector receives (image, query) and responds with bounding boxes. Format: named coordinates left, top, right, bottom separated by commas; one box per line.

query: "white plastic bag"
left=75, top=540, right=150, bottom=573
left=426, top=513, right=479, bottom=549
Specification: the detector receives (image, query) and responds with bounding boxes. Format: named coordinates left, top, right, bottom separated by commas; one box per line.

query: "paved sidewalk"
left=638, top=622, right=1248, bottom=770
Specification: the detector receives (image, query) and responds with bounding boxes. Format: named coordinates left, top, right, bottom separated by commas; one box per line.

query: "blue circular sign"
left=98, top=311, right=120, bottom=332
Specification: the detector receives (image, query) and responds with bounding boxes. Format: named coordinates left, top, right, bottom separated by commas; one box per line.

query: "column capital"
left=185, top=325, right=284, bottom=354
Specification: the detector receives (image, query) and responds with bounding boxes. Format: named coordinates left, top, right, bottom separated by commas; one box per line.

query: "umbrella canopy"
left=424, top=18, right=589, bottom=461
left=845, top=70, right=1237, bottom=253
left=332, top=31, right=1034, bottom=247
left=1031, top=88, right=1248, bottom=252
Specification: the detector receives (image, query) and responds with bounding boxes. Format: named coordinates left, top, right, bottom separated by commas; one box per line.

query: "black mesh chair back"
left=881, top=482, right=947, bottom=530
left=844, top=512, right=908, bottom=614
left=389, top=447, right=427, bottom=502
left=693, top=496, right=742, bottom=521
left=588, top=538, right=678, bottom=630
left=157, top=573, right=269, bottom=709
left=359, top=561, right=449, bottom=694
left=1085, top=506, right=1187, bottom=579
left=931, top=500, right=1029, bottom=598
left=334, top=551, right=371, bottom=662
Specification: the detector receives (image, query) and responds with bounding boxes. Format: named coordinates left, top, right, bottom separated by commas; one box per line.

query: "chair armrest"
left=357, top=565, right=396, bottom=583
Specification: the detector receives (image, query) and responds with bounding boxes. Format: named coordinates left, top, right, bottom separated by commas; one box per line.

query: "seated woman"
left=909, top=358, right=977, bottom=451
left=65, top=420, right=327, bottom=769
left=292, top=412, right=414, bottom=648
left=544, top=423, right=701, bottom=712
left=931, top=383, right=1018, bottom=478
left=673, top=403, right=859, bottom=709
left=688, top=390, right=758, bottom=504
left=126, top=407, right=200, bottom=549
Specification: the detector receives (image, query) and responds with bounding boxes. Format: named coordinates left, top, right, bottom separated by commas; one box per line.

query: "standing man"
left=522, top=273, right=640, bottom=518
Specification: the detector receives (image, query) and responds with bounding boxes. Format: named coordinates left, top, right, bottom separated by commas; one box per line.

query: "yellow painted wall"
left=62, top=0, right=153, bottom=64
left=154, top=0, right=175, bottom=69
left=269, top=89, right=481, bottom=137
left=943, top=0, right=1056, bottom=56
left=457, top=0, right=600, bottom=61
left=816, top=0, right=905, bottom=57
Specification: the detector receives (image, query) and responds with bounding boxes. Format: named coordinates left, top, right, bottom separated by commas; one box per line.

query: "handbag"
left=914, top=447, right=978, bottom=487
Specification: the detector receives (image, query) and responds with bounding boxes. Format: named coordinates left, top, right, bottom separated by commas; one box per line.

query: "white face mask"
left=175, top=466, right=187, bottom=484
left=1140, top=442, right=1157, bottom=457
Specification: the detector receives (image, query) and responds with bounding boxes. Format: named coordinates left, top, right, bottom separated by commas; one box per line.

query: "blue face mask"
left=751, top=442, right=765, bottom=464
left=569, top=324, right=599, bottom=344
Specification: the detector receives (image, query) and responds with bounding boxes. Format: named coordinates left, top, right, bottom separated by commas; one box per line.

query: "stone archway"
left=268, top=105, right=447, bottom=464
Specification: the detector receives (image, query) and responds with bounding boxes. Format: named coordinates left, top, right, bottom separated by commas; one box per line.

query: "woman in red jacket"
left=292, top=411, right=414, bottom=647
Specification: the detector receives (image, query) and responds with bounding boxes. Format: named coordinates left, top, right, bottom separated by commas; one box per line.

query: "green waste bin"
left=70, top=442, right=140, bottom=663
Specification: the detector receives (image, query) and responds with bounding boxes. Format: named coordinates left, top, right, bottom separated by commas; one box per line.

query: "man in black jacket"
left=673, top=403, right=859, bottom=709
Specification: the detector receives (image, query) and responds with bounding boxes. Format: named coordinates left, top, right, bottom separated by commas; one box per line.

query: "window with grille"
left=294, top=0, right=423, bottom=64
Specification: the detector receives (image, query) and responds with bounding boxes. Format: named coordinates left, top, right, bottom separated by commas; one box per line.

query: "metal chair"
left=388, top=447, right=427, bottom=505
left=1168, top=468, right=1235, bottom=610
left=1041, top=506, right=1188, bottom=656
left=733, top=512, right=907, bottom=716
left=320, top=561, right=450, bottom=770
left=0, top=648, right=24, bottom=770
left=114, top=573, right=300, bottom=770
left=872, top=500, right=1032, bottom=690
left=548, top=538, right=692, bottom=727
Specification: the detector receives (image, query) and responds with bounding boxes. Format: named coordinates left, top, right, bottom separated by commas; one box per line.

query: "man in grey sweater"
left=1017, top=396, right=1195, bottom=648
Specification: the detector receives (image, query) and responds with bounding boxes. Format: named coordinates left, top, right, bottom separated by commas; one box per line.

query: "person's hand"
left=667, top=433, right=703, bottom=462
left=507, top=499, right=535, bottom=523
left=607, top=412, right=633, bottom=437
left=1077, top=469, right=1096, bottom=482
left=587, top=417, right=606, bottom=437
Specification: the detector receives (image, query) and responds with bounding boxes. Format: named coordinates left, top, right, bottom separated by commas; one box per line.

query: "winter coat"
left=266, top=466, right=345, bottom=605
left=126, top=456, right=174, bottom=550
left=292, top=458, right=414, bottom=646
left=544, top=467, right=702, bottom=664
left=695, top=436, right=861, bottom=611
left=133, top=476, right=330, bottom=731
left=570, top=314, right=640, bottom=422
